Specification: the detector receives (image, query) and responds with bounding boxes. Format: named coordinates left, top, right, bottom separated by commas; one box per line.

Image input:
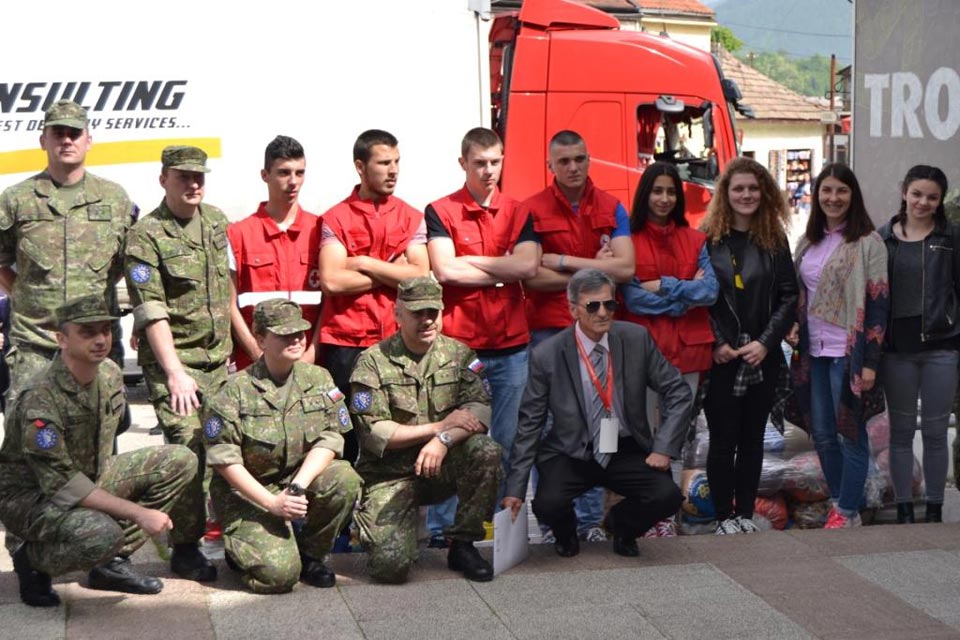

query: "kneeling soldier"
left=351, top=276, right=501, bottom=584
left=203, top=300, right=361, bottom=593
left=0, top=296, right=197, bottom=607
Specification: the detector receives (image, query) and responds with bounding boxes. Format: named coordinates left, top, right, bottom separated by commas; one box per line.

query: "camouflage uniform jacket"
left=349, top=333, right=491, bottom=480
left=0, top=355, right=125, bottom=508
left=203, top=360, right=352, bottom=490
left=0, top=171, right=136, bottom=352
left=124, top=200, right=231, bottom=368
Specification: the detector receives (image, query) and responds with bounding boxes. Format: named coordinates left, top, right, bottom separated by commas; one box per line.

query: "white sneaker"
left=540, top=529, right=556, bottom=544
left=714, top=517, right=742, bottom=535
left=580, top=526, right=608, bottom=543
left=736, top=516, right=760, bottom=533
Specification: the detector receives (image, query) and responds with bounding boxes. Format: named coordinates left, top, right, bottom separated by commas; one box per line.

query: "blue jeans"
left=529, top=328, right=605, bottom=532
left=809, top=356, right=869, bottom=516
left=427, top=347, right=530, bottom=534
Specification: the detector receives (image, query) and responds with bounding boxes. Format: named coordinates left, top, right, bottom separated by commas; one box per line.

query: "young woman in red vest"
left=620, top=162, right=719, bottom=536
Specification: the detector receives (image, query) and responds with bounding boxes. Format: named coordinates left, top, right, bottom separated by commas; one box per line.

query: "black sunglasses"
left=581, top=299, right=618, bottom=314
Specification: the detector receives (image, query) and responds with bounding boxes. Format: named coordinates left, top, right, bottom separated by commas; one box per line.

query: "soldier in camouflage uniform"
left=0, top=100, right=137, bottom=405
left=124, top=145, right=231, bottom=582
left=350, top=276, right=501, bottom=584
left=202, top=299, right=361, bottom=593
left=0, top=296, right=197, bottom=607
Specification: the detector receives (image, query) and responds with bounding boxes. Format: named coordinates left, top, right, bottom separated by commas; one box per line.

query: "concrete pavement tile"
left=341, top=579, right=494, bottom=622
left=0, top=602, right=65, bottom=640
left=715, top=556, right=955, bottom=639
left=839, top=550, right=960, bottom=630
left=786, top=523, right=960, bottom=556
left=679, top=529, right=817, bottom=565
left=499, top=603, right=666, bottom=640
left=62, top=579, right=215, bottom=640
left=209, top=586, right=363, bottom=639
left=358, top=611, right=514, bottom=640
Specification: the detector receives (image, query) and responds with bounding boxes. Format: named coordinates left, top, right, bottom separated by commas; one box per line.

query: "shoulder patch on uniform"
left=35, top=427, right=58, bottom=450
left=467, top=358, right=485, bottom=374
left=129, top=263, right=151, bottom=284
left=33, top=419, right=46, bottom=429
left=482, top=378, right=492, bottom=398
left=338, top=406, right=350, bottom=427
left=352, top=390, right=372, bottom=412
left=203, top=415, right=224, bottom=439
left=327, top=387, right=344, bottom=402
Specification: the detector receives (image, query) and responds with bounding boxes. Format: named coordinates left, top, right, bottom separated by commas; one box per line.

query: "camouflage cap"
left=253, top=299, right=312, bottom=336
left=44, top=100, right=87, bottom=130
left=397, top=276, right=444, bottom=311
left=55, top=295, right=118, bottom=326
left=161, top=145, right=211, bottom=173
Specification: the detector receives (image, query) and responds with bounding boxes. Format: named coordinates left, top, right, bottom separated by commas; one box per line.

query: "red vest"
left=429, top=186, right=530, bottom=350
left=522, top=178, right=619, bottom=330
left=227, top=204, right=322, bottom=370
left=320, top=188, right=424, bottom=347
left=620, top=223, right=714, bottom=373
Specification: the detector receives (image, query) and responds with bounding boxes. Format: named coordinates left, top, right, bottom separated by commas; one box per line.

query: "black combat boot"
left=170, top=543, right=217, bottom=582
left=447, top=540, right=493, bottom=582
left=925, top=502, right=943, bottom=523
left=300, top=555, right=336, bottom=588
left=12, top=545, right=60, bottom=607
left=896, top=502, right=915, bottom=524
left=88, top=556, right=163, bottom=594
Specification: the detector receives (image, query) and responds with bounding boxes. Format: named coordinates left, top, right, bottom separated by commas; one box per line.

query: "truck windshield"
left=637, top=102, right=719, bottom=188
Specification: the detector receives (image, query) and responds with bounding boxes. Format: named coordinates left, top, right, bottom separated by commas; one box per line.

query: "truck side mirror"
left=655, top=95, right=685, bottom=114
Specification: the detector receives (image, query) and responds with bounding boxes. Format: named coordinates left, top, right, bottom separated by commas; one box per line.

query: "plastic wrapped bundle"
left=682, top=414, right=710, bottom=469
left=781, top=422, right=816, bottom=458
left=866, top=411, right=890, bottom=458
left=757, top=457, right=788, bottom=496
left=789, top=498, right=833, bottom=529
left=680, top=469, right=715, bottom=519
left=763, top=423, right=786, bottom=456
left=781, top=451, right=830, bottom=502
left=875, top=449, right=924, bottom=499
left=753, top=494, right=788, bottom=530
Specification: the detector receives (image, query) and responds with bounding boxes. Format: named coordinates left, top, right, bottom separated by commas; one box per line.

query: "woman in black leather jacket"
left=700, top=157, right=798, bottom=535
left=878, top=165, right=958, bottom=524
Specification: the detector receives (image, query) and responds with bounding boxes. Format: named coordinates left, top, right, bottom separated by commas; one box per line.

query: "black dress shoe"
left=554, top=532, right=580, bottom=558
left=224, top=552, right=241, bottom=572
left=170, top=543, right=218, bottom=582
left=300, top=556, right=336, bottom=588
left=447, top=540, right=494, bottom=582
left=12, top=545, right=61, bottom=607
left=88, top=556, right=163, bottom=594
left=612, top=535, right=639, bottom=557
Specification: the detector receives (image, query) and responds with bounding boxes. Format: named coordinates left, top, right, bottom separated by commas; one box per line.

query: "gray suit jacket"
left=504, top=321, right=692, bottom=499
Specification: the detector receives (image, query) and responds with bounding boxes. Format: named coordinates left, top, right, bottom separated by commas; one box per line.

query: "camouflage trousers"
left=355, top=435, right=501, bottom=584
left=144, top=362, right=227, bottom=545
left=0, top=444, right=196, bottom=576
left=212, top=460, right=361, bottom=594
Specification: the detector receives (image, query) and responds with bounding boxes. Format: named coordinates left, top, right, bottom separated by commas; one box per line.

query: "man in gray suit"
left=502, top=269, right=691, bottom=557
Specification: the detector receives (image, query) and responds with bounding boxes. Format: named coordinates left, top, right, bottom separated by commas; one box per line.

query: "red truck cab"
left=491, top=0, right=752, bottom=226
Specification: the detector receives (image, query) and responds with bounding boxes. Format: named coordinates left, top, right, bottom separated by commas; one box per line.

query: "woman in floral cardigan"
left=789, top=163, right=888, bottom=529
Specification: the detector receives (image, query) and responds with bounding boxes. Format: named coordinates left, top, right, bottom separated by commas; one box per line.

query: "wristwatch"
left=436, top=431, right=454, bottom=448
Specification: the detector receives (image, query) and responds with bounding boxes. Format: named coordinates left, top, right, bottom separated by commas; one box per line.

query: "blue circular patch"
left=338, top=406, right=350, bottom=427
left=203, top=415, right=223, bottom=439
left=482, top=378, right=492, bottom=398
left=35, top=427, right=58, bottom=450
left=352, top=390, right=372, bottom=412
left=129, top=263, right=151, bottom=284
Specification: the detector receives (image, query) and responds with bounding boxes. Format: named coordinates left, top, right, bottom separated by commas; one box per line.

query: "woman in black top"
left=700, top=158, right=798, bottom=535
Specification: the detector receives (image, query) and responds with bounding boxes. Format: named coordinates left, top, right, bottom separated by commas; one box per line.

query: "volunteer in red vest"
left=319, top=129, right=429, bottom=464
left=520, top=129, right=635, bottom=544
left=228, top=135, right=322, bottom=372
left=423, top=127, right=540, bottom=546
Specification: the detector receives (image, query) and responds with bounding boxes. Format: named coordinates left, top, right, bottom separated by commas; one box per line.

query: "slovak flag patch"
left=327, top=388, right=344, bottom=402
left=467, top=359, right=485, bottom=374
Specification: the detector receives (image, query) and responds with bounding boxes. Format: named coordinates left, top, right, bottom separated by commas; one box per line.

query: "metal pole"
left=829, top=53, right=836, bottom=163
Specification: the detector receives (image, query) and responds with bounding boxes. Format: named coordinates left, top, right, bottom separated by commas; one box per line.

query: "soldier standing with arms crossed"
left=124, top=146, right=231, bottom=583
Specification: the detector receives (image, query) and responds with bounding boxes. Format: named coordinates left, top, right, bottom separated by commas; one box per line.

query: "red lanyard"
left=575, top=334, right=613, bottom=414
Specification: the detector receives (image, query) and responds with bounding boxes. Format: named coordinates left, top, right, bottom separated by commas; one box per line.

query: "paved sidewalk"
left=2, top=403, right=960, bottom=639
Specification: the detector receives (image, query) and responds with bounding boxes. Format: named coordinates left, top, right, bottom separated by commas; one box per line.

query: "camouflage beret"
left=44, top=100, right=87, bottom=130
left=253, top=299, right=311, bottom=336
left=55, top=295, right=117, bottom=326
left=161, top=145, right=211, bottom=173
left=397, top=276, right=444, bottom=311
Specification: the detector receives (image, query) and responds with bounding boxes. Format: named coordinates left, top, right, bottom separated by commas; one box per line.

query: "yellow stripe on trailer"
left=0, top=137, right=222, bottom=175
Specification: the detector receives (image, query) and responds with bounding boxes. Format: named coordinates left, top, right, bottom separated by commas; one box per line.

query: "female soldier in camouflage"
left=202, top=299, right=361, bottom=593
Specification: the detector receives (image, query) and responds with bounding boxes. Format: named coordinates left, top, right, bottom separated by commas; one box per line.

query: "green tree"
left=712, top=26, right=743, bottom=53
left=737, top=50, right=832, bottom=98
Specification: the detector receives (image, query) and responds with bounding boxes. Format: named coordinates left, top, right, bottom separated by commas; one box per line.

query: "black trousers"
left=321, top=344, right=365, bottom=466
left=703, top=355, right=780, bottom=520
left=532, top=438, right=683, bottom=540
